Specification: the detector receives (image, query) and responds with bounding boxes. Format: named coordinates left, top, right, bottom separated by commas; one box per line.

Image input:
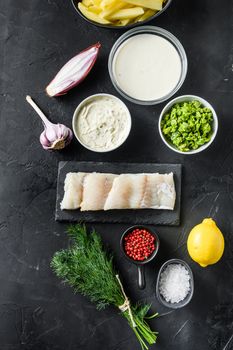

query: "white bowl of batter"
left=72, top=94, right=132, bottom=153
left=108, top=26, right=188, bottom=105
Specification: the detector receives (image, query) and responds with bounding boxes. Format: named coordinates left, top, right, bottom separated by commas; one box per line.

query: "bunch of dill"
left=51, top=224, right=158, bottom=350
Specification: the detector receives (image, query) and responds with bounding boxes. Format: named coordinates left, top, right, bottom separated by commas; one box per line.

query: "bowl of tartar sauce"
left=108, top=26, right=188, bottom=105
left=72, top=94, right=132, bottom=152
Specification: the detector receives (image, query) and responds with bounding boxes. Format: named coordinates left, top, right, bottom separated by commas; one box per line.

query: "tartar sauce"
left=112, top=33, right=182, bottom=102
left=75, top=95, right=131, bottom=152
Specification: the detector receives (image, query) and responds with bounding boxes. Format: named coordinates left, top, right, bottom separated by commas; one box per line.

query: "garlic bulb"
left=26, top=95, right=73, bottom=150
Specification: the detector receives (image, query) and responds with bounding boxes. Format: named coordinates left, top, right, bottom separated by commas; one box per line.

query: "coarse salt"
left=159, top=263, right=190, bottom=304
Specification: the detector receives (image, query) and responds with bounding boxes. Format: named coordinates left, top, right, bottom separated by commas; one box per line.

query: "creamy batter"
left=75, top=95, right=131, bottom=152
left=112, top=33, right=182, bottom=101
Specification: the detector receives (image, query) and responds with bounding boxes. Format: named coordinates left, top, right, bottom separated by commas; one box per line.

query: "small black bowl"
left=156, top=259, right=194, bottom=309
left=120, top=225, right=160, bottom=290
left=71, top=0, right=172, bottom=30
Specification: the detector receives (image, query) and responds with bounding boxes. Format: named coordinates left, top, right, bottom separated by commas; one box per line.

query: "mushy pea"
left=161, top=100, right=213, bottom=152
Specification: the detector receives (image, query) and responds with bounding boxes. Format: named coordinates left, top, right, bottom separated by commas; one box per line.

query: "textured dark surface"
left=56, top=161, right=181, bottom=225
left=1, top=0, right=233, bottom=350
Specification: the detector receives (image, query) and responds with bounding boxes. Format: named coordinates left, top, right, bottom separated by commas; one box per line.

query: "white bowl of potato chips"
left=72, top=0, right=172, bottom=28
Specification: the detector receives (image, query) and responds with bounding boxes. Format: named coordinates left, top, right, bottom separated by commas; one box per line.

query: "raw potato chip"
left=108, top=7, right=144, bottom=21
left=124, top=0, right=163, bottom=11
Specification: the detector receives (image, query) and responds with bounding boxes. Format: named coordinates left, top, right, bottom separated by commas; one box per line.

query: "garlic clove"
left=40, top=131, right=51, bottom=150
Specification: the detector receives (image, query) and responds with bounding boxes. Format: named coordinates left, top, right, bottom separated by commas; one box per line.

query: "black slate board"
left=56, top=161, right=182, bottom=225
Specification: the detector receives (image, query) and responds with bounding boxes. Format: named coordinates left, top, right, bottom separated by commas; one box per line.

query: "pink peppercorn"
left=124, top=229, right=156, bottom=261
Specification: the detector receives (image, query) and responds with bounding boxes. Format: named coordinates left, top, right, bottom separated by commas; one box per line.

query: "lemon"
left=187, top=218, right=224, bottom=267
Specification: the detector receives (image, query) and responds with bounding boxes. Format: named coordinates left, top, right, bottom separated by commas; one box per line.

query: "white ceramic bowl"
left=158, top=95, right=218, bottom=154
left=72, top=93, right=132, bottom=153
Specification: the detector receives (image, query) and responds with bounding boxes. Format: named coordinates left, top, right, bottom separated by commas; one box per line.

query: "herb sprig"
left=51, top=224, right=158, bottom=350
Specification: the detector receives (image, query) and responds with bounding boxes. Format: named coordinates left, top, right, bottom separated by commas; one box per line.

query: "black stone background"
left=1, top=0, right=233, bottom=349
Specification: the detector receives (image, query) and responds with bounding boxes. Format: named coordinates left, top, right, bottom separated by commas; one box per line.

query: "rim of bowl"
left=156, top=258, right=194, bottom=309
left=108, top=26, right=188, bottom=105
left=158, top=95, right=218, bottom=155
left=120, top=225, right=160, bottom=265
left=72, top=93, right=132, bottom=153
left=71, top=0, right=173, bottom=29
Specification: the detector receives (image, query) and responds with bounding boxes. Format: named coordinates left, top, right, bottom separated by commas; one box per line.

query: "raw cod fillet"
left=141, top=173, right=176, bottom=210
left=81, top=173, right=117, bottom=211
left=60, top=172, right=85, bottom=210
left=60, top=172, right=176, bottom=211
left=104, top=174, right=146, bottom=210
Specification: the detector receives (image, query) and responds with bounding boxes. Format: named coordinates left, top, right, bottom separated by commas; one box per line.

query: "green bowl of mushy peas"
left=158, top=95, right=218, bottom=154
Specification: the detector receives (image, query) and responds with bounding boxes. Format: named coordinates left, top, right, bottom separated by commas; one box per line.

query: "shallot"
left=26, top=95, right=73, bottom=150
left=46, top=42, right=101, bottom=97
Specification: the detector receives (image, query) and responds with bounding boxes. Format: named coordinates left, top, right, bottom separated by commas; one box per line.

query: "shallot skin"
left=46, top=42, right=101, bottom=97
